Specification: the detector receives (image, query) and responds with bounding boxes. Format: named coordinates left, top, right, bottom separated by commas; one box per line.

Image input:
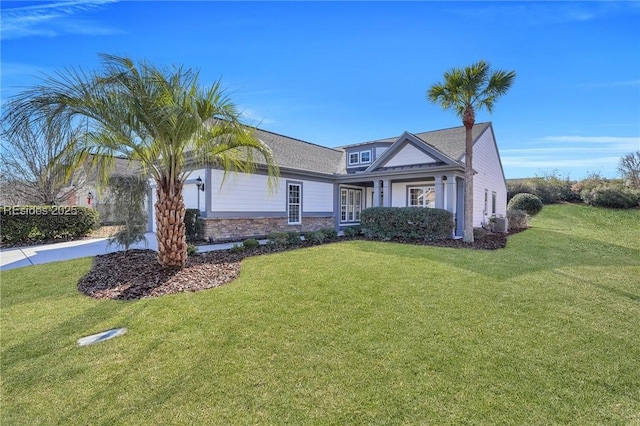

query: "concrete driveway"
left=0, top=234, right=246, bottom=271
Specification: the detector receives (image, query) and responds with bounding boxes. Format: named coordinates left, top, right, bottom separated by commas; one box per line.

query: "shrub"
left=507, top=181, right=535, bottom=202
left=106, top=175, right=149, bottom=251
left=360, top=207, right=454, bottom=241
left=507, top=193, right=543, bottom=216
left=320, top=227, right=338, bottom=239
left=343, top=226, right=361, bottom=237
left=242, top=238, right=260, bottom=249
left=267, top=231, right=290, bottom=246
left=580, top=185, right=640, bottom=209
left=506, top=209, right=530, bottom=230
left=0, top=206, right=99, bottom=244
left=184, top=209, right=205, bottom=243
left=230, top=244, right=245, bottom=253
left=187, top=244, right=198, bottom=256
left=473, top=227, right=487, bottom=240
left=529, top=171, right=578, bottom=204
left=303, top=230, right=326, bottom=244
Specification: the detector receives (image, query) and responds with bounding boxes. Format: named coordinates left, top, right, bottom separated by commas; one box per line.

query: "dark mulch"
left=78, top=230, right=526, bottom=301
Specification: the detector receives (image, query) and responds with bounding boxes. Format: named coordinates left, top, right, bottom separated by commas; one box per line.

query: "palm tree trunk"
left=463, top=106, right=475, bottom=243
left=155, top=180, right=187, bottom=267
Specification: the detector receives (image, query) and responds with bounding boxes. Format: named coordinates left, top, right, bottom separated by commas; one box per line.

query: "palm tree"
left=4, top=54, right=278, bottom=267
left=427, top=60, right=515, bottom=243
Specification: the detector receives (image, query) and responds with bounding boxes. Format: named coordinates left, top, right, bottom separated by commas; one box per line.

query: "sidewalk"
left=0, top=233, right=249, bottom=272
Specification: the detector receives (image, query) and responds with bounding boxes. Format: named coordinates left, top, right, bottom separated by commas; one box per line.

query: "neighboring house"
left=147, top=122, right=507, bottom=241
left=66, top=156, right=142, bottom=223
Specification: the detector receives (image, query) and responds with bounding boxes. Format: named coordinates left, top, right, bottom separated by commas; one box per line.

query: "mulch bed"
left=78, top=230, right=525, bottom=301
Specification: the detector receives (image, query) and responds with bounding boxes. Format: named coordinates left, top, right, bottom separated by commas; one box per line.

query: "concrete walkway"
left=0, top=233, right=250, bottom=271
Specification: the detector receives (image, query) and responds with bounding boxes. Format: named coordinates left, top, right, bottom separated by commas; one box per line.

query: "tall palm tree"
left=427, top=60, right=515, bottom=243
left=4, top=54, right=278, bottom=267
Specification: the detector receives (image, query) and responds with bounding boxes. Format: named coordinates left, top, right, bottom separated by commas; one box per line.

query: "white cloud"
left=1, top=0, right=122, bottom=40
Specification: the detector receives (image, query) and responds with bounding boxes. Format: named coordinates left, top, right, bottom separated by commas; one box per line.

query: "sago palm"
left=4, top=54, right=278, bottom=267
left=427, top=60, right=515, bottom=242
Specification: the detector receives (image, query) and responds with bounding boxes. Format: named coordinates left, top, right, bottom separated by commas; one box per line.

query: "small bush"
left=506, top=209, right=530, bottom=230
left=581, top=185, right=640, bottom=209
left=267, top=231, right=289, bottom=246
left=286, top=231, right=301, bottom=245
left=343, top=226, right=361, bottom=237
left=473, top=227, right=487, bottom=240
left=187, top=244, right=198, bottom=256
left=507, top=193, right=543, bottom=216
left=242, top=238, right=260, bottom=249
left=320, top=227, right=338, bottom=239
left=303, top=230, right=326, bottom=244
left=360, top=207, right=454, bottom=241
left=185, top=209, right=205, bottom=243
left=230, top=244, right=245, bottom=253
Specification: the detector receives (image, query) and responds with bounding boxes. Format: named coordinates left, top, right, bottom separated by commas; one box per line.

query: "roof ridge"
left=255, top=127, right=344, bottom=153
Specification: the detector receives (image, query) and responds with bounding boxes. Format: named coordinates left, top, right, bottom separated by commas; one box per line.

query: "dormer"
left=342, top=141, right=394, bottom=173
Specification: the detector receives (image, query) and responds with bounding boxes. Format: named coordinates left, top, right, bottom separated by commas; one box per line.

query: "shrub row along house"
left=146, top=121, right=507, bottom=241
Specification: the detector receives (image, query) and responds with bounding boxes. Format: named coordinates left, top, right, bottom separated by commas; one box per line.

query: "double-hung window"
left=340, top=188, right=362, bottom=223
left=360, top=150, right=371, bottom=164
left=408, top=186, right=435, bottom=208
left=288, top=183, right=301, bottom=224
left=348, top=152, right=359, bottom=165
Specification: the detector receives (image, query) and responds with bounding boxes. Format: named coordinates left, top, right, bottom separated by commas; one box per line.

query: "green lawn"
left=2, top=204, right=639, bottom=424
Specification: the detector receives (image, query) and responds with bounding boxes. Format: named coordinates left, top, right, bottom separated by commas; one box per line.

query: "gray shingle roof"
left=341, top=122, right=491, bottom=163
left=254, top=128, right=345, bottom=175
left=241, top=123, right=491, bottom=176
left=413, top=122, right=491, bottom=162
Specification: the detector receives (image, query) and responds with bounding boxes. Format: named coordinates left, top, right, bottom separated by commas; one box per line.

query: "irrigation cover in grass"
left=77, top=328, right=127, bottom=346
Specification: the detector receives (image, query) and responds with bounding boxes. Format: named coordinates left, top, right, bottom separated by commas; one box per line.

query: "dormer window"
left=360, top=150, right=371, bottom=163
left=349, top=152, right=360, bottom=165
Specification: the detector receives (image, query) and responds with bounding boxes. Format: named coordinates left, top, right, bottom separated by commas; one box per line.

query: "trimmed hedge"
left=360, top=207, right=454, bottom=241
left=0, top=206, right=99, bottom=244
left=507, top=193, right=543, bottom=216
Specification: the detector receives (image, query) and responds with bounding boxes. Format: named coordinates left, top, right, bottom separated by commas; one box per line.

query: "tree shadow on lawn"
left=356, top=228, right=640, bottom=282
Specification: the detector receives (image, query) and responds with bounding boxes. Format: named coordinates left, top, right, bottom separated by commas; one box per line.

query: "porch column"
left=456, top=177, right=464, bottom=237
left=446, top=174, right=457, bottom=215
left=434, top=176, right=444, bottom=209
left=382, top=179, right=391, bottom=207
left=373, top=180, right=381, bottom=207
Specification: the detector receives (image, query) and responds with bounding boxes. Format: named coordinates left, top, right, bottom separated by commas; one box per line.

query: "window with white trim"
left=408, top=186, right=435, bottom=208
left=341, top=188, right=362, bottom=222
left=360, top=150, right=371, bottom=163
left=484, top=189, right=489, bottom=215
left=348, top=152, right=359, bottom=165
left=492, top=191, right=497, bottom=215
left=288, top=183, right=301, bottom=224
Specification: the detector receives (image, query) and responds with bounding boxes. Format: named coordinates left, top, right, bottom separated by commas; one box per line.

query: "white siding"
left=303, top=181, right=334, bottom=212
left=210, top=169, right=282, bottom=212
left=384, top=143, right=436, bottom=167
left=465, top=126, right=507, bottom=226
left=374, top=146, right=388, bottom=161
left=188, top=168, right=206, bottom=180
left=209, top=169, right=333, bottom=213
left=183, top=183, right=200, bottom=210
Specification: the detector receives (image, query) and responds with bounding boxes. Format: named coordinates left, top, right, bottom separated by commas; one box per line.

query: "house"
left=147, top=122, right=507, bottom=241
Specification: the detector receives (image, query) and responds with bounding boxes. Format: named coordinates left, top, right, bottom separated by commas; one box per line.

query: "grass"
left=1, top=204, right=639, bottom=424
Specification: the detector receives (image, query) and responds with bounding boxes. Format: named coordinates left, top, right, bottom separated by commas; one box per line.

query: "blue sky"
left=2, top=0, right=639, bottom=180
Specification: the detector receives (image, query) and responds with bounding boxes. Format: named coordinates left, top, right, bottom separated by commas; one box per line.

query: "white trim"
left=287, top=182, right=302, bottom=224
left=348, top=152, right=360, bottom=165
